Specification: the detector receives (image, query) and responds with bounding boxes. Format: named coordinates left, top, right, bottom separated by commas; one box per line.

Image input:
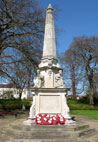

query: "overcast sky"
left=39, top=0, right=98, bottom=53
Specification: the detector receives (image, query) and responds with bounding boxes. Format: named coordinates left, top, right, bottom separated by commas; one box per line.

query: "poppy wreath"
left=35, top=114, right=43, bottom=125
left=58, top=114, right=66, bottom=124
left=47, top=117, right=53, bottom=125
left=35, top=114, right=66, bottom=125
left=52, top=115, right=59, bottom=125
left=43, top=114, right=48, bottom=125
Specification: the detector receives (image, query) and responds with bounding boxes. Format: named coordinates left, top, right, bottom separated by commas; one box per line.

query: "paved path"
left=0, top=115, right=98, bottom=142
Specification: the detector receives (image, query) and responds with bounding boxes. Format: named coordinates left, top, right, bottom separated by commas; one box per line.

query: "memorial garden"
left=0, top=0, right=98, bottom=141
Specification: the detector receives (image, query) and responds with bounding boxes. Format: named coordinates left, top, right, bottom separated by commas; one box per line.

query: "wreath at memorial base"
left=35, top=114, right=66, bottom=125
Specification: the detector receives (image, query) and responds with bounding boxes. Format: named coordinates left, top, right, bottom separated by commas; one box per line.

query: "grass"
left=71, top=110, right=98, bottom=119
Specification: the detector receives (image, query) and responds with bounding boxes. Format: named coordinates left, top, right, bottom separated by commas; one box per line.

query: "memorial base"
left=3, top=119, right=96, bottom=139
left=24, top=118, right=35, bottom=126
left=27, top=88, right=71, bottom=122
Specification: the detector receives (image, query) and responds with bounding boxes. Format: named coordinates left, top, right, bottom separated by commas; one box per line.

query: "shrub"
left=0, top=99, right=31, bottom=111
left=67, top=99, right=80, bottom=104
left=68, top=104, right=90, bottom=110
left=2, top=104, right=22, bottom=111
left=94, top=96, right=98, bottom=105
left=78, top=96, right=89, bottom=104
left=78, top=95, right=98, bottom=105
left=68, top=103, right=98, bottom=110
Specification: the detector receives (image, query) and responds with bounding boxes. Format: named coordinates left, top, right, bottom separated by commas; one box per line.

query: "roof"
left=0, top=83, right=15, bottom=88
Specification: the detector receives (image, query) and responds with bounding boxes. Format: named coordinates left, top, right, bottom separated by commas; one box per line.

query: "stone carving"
left=55, top=70, right=65, bottom=88
left=24, top=94, right=36, bottom=125
left=33, top=70, right=44, bottom=88
left=29, top=95, right=36, bottom=119
left=48, top=59, right=53, bottom=68
left=48, top=69, right=52, bottom=78
left=62, top=94, right=70, bottom=119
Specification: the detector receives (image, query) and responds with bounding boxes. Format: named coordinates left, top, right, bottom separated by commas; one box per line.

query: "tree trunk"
left=19, top=89, right=23, bottom=99
left=71, top=64, right=76, bottom=99
left=27, top=70, right=31, bottom=99
left=86, top=60, right=94, bottom=106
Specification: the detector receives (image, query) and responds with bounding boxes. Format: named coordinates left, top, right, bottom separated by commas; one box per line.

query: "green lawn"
left=71, top=110, right=98, bottom=119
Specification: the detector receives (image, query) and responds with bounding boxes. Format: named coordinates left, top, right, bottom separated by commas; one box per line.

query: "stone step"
left=4, top=128, right=70, bottom=139
left=3, top=127, right=96, bottom=139
left=3, top=122, right=97, bottom=139
left=9, top=122, right=89, bottom=132
left=78, top=128, right=97, bottom=137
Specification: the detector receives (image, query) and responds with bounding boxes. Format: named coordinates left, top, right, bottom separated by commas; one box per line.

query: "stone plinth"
left=24, top=88, right=72, bottom=125
left=31, top=88, right=70, bottom=116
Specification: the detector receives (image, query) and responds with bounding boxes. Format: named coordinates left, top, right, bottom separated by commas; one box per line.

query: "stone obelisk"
left=24, top=4, right=71, bottom=125
left=39, top=4, right=61, bottom=88
left=43, top=4, right=56, bottom=59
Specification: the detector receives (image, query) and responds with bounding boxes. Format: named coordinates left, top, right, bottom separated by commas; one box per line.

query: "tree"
left=72, top=36, right=98, bottom=106
left=63, top=36, right=98, bottom=106
left=0, top=1, right=61, bottom=98
left=0, top=0, right=45, bottom=95
left=0, top=0, right=44, bottom=54
left=60, top=44, right=84, bottom=99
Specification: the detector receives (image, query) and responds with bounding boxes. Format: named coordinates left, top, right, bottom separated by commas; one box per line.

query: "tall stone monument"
left=3, top=4, right=96, bottom=139
left=24, top=4, right=72, bottom=125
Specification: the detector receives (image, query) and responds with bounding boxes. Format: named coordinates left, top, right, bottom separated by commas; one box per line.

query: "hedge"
left=67, top=99, right=98, bottom=110
left=0, top=99, right=31, bottom=111
left=68, top=103, right=98, bottom=110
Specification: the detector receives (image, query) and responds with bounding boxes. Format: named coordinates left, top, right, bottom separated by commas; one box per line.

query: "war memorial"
left=24, top=4, right=73, bottom=126
left=3, top=4, right=96, bottom=140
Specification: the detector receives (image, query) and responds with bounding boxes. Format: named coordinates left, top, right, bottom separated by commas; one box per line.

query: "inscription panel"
left=39, top=95, right=61, bottom=113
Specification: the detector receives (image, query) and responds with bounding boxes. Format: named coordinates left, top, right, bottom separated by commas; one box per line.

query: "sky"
left=39, top=0, right=98, bottom=53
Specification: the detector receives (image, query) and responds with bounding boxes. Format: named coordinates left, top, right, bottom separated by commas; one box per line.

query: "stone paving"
left=0, top=114, right=98, bottom=142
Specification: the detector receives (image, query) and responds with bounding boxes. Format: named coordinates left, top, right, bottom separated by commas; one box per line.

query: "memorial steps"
left=2, top=119, right=96, bottom=139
